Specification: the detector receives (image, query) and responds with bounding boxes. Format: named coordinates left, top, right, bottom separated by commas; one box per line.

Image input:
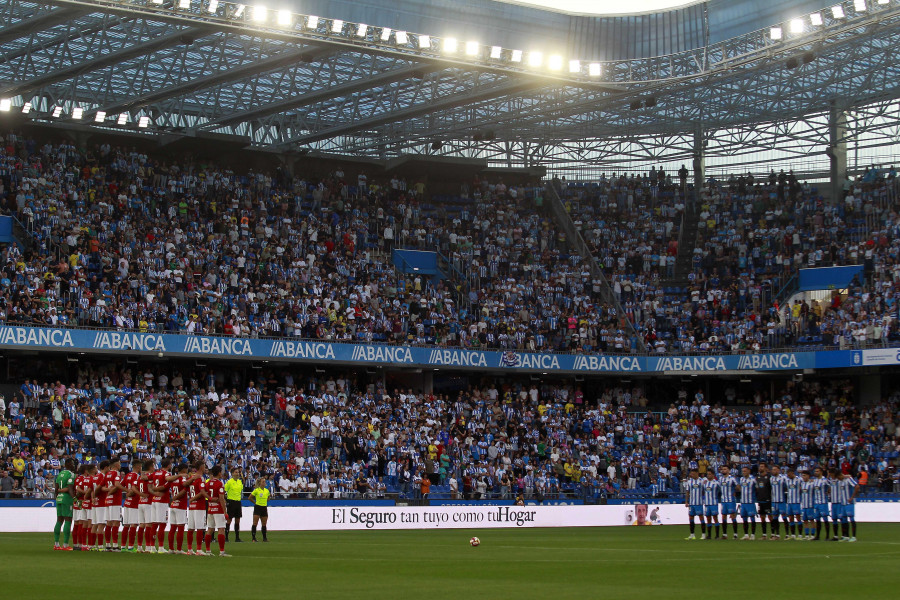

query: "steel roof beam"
left=89, top=43, right=335, bottom=117
left=282, top=78, right=544, bottom=146
left=201, top=62, right=443, bottom=129
left=0, top=25, right=212, bottom=98
left=0, top=7, right=90, bottom=46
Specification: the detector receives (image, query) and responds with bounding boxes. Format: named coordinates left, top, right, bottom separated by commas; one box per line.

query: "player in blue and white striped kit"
left=828, top=469, right=859, bottom=542
left=718, top=466, right=739, bottom=540
left=683, top=469, right=705, bottom=540
left=702, top=471, right=721, bottom=540
left=812, top=467, right=831, bottom=540
left=799, top=471, right=817, bottom=540
left=769, top=464, right=788, bottom=540
left=739, top=467, right=757, bottom=540
left=785, top=468, right=803, bottom=539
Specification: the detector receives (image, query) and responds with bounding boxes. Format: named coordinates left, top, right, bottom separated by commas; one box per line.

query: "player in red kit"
left=204, top=465, right=229, bottom=557
left=121, top=462, right=144, bottom=552
left=90, top=461, right=109, bottom=551
left=148, top=457, right=175, bottom=554
left=186, top=462, right=208, bottom=555
left=103, top=458, right=125, bottom=551
left=137, top=460, right=154, bottom=553
left=167, top=463, right=191, bottom=554
left=79, top=464, right=98, bottom=551
left=72, top=465, right=88, bottom=550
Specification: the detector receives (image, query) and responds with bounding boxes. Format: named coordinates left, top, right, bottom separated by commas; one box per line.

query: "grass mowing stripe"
left=3, top=524, right=898, bottom=600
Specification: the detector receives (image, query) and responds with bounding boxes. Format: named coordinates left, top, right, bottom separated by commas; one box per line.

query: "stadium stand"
left=1, top=361, right=898, bottom=501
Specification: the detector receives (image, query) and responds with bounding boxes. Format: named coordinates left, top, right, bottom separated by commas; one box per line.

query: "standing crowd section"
left=560, top=167, right=900, bottom=353
left=0, top=131, right=898, bottom=506
left=0, top=365, right=898, bottom=502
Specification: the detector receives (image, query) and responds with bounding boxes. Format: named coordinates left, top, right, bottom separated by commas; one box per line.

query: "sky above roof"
left=490, top=0, right=700, bottom=16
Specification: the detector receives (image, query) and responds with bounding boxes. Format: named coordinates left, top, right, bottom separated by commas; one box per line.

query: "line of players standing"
left=683, top=464, right=860, bottom=541
left=63, top=456, right=231, bottom=556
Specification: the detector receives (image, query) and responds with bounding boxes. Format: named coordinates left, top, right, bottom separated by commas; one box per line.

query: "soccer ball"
left=469, top=537, right=480, bottom=547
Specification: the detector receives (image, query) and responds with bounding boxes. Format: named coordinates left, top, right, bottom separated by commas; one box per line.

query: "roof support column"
left=692, top=126, right=705, bottom=210
left=827, top=103, right=848, bottom=205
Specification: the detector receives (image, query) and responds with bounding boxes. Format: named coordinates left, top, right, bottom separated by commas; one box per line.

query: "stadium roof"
left=1, top=0, right=899, bottom=176
left=490, top=0, right=702, bottom=16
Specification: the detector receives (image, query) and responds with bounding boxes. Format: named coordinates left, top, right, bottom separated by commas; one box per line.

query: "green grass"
left=4, top=525, right=899, bottom=599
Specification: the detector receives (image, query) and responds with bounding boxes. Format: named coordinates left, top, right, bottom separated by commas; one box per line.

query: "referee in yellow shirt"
left=250, top=478, right=271, bottom=542
left=224, top=468, right=244, bottom=542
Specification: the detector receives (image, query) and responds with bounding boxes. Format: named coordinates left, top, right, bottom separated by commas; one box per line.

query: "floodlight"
left=330, top=19, right=343, bottom=33
left=790, top=18, right=804, bottom=33
left=52, top=106, right=63, bottom=118
left=510, top=49, right=523, bottom=62
left=72, top=107, right=83, bottom=120
left=548, top=54, right=563, bottom=70
left=528, top=51, right=543, bottom=67
left=117, top=114, right=128, bottom=125
left=277, top=10, right=291, bottom=26
left=810, top=12, right=823, bottom=25
left=465, top=41, right=479, bottom=56
left=380, top=27, right=392, bottom=41
left=490, top=46, right=502, bottom=59
left=832, top=5, right=845, bottom=18
left=233, top=4, right=244, bottom=17
left=207, top=0, right=218, bottom=13
left=396, top=31, right=408, bottom=44
left=588, top=63, right=601, bottom=77
left=356, top=24, right=368, bottom=37
left=94, top=111, right=106, bottom=123
left=418, top=34, right=430, bottom=49
left=443, top=37, right=458, bottom=53
left=569, top=59, right=581, bottom=73
left=306, top=15, right=318, bottom=28
left=23, top=102, right=33, bottom=114
left=770, top=27, right=782, bottom=40
left=252, top=5, right=266, bottom=22
left=139, top=116, right=150, bottom=128
left=178, top=0, right=190, bottom=9
left=0, top=99, right=10, bottom=111
left=854, top=0, right=867, bottom=11
left=152, top=0, right=163, bottom=4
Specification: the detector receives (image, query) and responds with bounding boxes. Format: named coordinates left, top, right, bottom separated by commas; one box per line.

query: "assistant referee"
left=224, top=467, right=244, bottom=542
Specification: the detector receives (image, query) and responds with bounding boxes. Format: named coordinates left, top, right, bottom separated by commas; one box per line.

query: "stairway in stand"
left=669, top=206, right=701, bottom=285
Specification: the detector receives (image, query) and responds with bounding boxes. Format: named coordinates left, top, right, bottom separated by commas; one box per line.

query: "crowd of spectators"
left=0, top=131, right=627, bottom=353
left=561, top=166, right=900, bottom=353
left=1, top=364, right=898, bottom=501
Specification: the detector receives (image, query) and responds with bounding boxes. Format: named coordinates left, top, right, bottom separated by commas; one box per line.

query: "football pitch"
left=4, top=525, right=899, bottom=599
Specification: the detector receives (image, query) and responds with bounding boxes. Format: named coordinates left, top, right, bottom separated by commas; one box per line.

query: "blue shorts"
left=689, top=505, right=703, bottom=517
left=704, top=505, right=718, bottom=517
left=842, top=503, right=855, bottom=519
left=773, top=503, right=787, bottom=516
left=740, top=503, right=758, bottom=518
left=803, top=507, right=818, bottom=521
left=721, top=502, right=737, bottom=515
left=787, top=503, right=801, bottom=516
left=830, top=504, right=844, bottom=520
left=816, top=504, right=829, bottom=518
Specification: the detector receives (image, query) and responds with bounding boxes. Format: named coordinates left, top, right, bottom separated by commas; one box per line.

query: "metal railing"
left=544, top=181, right=645, bottom=351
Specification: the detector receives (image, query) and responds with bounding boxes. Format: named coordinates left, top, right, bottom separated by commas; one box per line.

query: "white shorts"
left=92, top=506, right=107, bottom=523
left=123, top=507, right=140, bottom=526
left=138, top=504, right=153, bottom=524
left=169, top=508, right=186, bottom=526
left=188, top=510, right=206, bottom=530
left=105, top=506, right=121, bottom=523
left=74, top=508, right=86, bottom=521
left=206, top=513, right=226, bottom=530
left=151, top=502, right=168, bottom=524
